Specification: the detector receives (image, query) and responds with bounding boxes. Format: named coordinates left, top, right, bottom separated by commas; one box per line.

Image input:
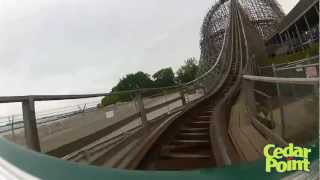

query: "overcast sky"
left=0, top=0, right=299, bottom=117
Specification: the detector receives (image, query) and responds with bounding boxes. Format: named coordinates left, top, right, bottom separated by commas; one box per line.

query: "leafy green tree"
left=152, top=67, right=176, bottom=87
left=176, top=57, right=199, bottom=83
left=101, top=71, right=154, bottom=106
left=112, top=71, right=154, bottom=91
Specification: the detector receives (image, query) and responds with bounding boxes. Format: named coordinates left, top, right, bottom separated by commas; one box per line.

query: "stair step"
left=161, top=153, right=211, bottom=159
left=180, top=127, right=209, bottom=132
left=156, top=158, right=215, bottom=170
left=176, top=133, right=209, bottom=140
left=198, top=111, right=213, bottom=115
left=179, top=132, right=208, bottom=136
left=191, top=121, right=210, bottom=124
left=197, top=115, right=211, bottom=119
left=162, top=144, right=211, bottom=153
left=186, top=121, right=210, bottom=128
left=172, top=139, right=209, bottom=145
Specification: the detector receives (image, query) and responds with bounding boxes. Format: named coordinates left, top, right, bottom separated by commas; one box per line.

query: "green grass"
left=261, top=42, right=319, bottom=66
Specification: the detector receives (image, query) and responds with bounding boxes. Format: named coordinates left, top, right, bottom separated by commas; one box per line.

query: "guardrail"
left=243, top=75, right=319, bottom=84
left=259, top=55, right=319, bottom=69
left=258, top=55, right=319, bottom=79
left=0, top=86, right=192, bottom=152
left=242, top=75, right=319, bottom=144
left=0, top=101, right=100, bottom=134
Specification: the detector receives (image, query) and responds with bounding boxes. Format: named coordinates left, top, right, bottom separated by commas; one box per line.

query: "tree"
left=112, top=71, right=154, bottom=91
left=176, top=57, right=199, bottom=84
left=101, top=71, right=154, bottom=106
left=152, top=67, right=176, bottom=87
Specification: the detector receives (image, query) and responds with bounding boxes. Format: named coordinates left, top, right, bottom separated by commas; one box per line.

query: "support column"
left=285, top=31, right=293, bottom=52
left=10, top=115, right=15, bottom=139
left=135, top=91, right=148, bottom=128
left=303, top=15, right=311, bottom=33
left=272, top=64, right=286, bottom=138
left=279, top=33, right=284, bottom=45
left=180, top=90, right=187, bottom=106
left=22, top=97, right=41, bottom=152
left=314, top=5, right=319, bottom=14
left=294, top=24, right=303, bottom=45
left=242, top=79, right=257, bottom=118
left=290, top=30, right=297, bottom=50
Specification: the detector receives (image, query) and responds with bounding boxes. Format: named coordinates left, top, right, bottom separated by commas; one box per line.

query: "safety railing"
left=259, top=55, right=319, bottom=77
left=0, top=86, right=195, bottom=152
left=0, top=101, right=100, bottom=134
left=242, top=75, right=319, bottom=145
left=0, top=72, right=225, bottom=153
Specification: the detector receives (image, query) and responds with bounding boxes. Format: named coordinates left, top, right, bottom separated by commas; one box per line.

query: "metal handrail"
left=276, top=63, right=319, bottom=71
left=259, top=55, right=319, bottom=69
left=243, top=75, right=319, bottom=84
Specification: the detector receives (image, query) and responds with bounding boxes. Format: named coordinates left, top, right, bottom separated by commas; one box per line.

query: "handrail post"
left=82, top=103, right=87, bottom=113
left=135, top=91, right=148, bottom=128
left=272, top=64, right=286, bottom=138
left=243, top=79, right=257, bottom=116
left=201, top=86, right=207, bottom=95
left=10, top=115, right=15, bottom=139
left=22, top=97, right=41, bottom=152
left=180, top=90, right=186, bottom=106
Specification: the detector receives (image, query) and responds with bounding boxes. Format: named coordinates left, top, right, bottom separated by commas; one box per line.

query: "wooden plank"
left=229, top=128, right=260, bottom=161
left=241, top=126, right=268, bottom=155
left=145, top=96, right=182, bottom=113
left=46, top=112, right=140, bottom=157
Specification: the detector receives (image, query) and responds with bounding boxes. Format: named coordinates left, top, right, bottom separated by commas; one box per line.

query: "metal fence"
left=0, top=101, right=100, bottom=134
left=242, top=75, right=319, bottom=145
left=259, top=55, right=319, bottom=77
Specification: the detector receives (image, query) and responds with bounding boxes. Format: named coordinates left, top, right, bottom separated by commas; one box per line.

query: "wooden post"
left=294, top=24, right=303, bottom=46
left=303, top=15, right=311, bottom=42
left=201, top=86, right=207, bottom=95
left=285, top=31, right=293, bottom=52
left=180, top=90, right=186, bottom=106
left=242, top=79, right=257, bottom=117
left=314, top=5, right=319, bottom=14
left=267, top=97, right=275, bottom=128
left=11, top=115, right=15, bottom=139
left=272, top=64, right=286, bottom=138
left=82, top=103, right=87, bottom=113
left=279, top=33, right=284, bottom=45
left=303, top=15, right=311, bottom=32
left=135, top=91, right=148, bottom=127
left=22, top=97, right=41, bottom=152
left=312, top=83, right=318, bottom=125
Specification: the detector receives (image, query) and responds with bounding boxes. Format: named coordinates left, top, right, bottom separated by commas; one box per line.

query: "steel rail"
left=243, top=75, right=319, bottom=84
left=276, top=63, right=319, bottom=71
left=259, top=55, right=319, bottom=69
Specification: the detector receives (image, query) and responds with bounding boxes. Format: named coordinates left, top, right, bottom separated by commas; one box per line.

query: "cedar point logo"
left=264, top=143, right=311, bottom=173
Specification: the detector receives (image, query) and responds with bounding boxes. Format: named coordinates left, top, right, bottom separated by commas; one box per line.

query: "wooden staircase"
left=154, top=106, right=216, bottom=170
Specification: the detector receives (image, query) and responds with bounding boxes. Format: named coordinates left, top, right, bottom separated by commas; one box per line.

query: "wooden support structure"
left=22, top=97, right=41, bottom=152
left=135, top=91, right=148, bottom=128
left=180, top=90, right=186, bottom=106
